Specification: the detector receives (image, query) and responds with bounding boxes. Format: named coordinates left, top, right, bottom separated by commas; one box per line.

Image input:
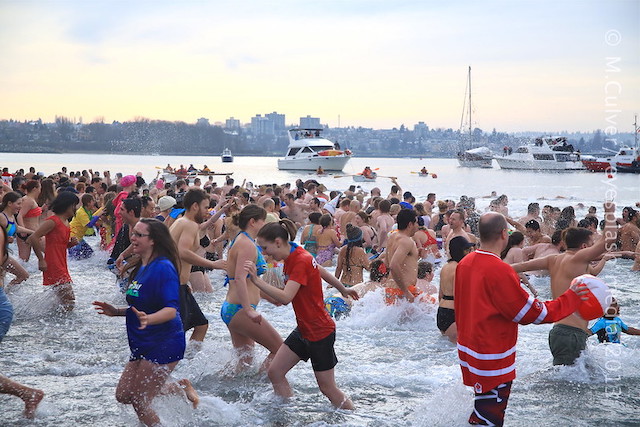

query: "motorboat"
left=458, top=146, right=493, bottom=168
left=277, top=128, right=351, bottom=171
left=221, top=148, right=233, bottom=163
left=353, top=172, right=377, bottom=182
left=582, top=146, right=638, bottom=172
left=494, top=136, right=585, bottom=170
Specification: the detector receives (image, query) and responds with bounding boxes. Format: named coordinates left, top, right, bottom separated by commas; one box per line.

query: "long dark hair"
left=0, top=192, right=21, bottom=212
left=37, top=178, right=57, bottom=207
left=500, top=231, right=524, bottom=259
left=0, top=222, right=7, bottom=266
left=257, top=219, right=297, bottom=243
left=127, top=218, right=181, bottom=280
left=344, top=224, right=363, bottom=273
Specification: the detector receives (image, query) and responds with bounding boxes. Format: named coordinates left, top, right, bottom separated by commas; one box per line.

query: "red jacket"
left=455, top=249, right=580, bottom=393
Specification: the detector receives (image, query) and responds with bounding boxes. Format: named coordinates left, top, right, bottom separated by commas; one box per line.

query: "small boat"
left=458, top=147, right=493, bottom=168
left=615, top=161, right=640, bottom=174
left=221, top=148, right=233, bottom=163
left=418, top=173, right=430, bottom=177
left=278, top=128, right=352, bottom=171
left=494, top=136, right=585, bottom=171
left=353, top=172, right=377, bottom=182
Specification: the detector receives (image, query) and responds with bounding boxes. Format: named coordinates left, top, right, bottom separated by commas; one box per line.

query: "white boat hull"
left=494, top=157, right=585, bottom=170
left=277, top=155, right=351, bottom=171
left=457, top=158, right=493, bottom=168
left=353, top=173, right=376, bottom=182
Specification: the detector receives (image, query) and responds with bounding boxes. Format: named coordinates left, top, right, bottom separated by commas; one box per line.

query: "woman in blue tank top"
left=93, top=218, right=198, bottom=426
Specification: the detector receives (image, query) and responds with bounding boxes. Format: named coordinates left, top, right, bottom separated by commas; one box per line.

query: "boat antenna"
left=468, top=66, right=472, bottom=144
left=634, top=114, right=638, bottom=149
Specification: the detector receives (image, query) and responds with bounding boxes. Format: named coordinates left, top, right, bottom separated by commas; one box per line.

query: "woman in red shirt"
left=245, top=219, right=359, bottom=409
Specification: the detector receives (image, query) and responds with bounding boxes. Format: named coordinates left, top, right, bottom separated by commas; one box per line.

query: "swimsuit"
left=315, top=243, right=336, bottom=265
left=223, top=231, right=267, bottom=286
left=220, top=300, right=258, bottom=325
left=2, top=213, right=17, bottom=237
left=437, top=307, right=455, bottom=332
left=24, top=206, right=42, bottom=218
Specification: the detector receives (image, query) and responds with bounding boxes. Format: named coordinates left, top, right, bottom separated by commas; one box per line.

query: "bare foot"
left=23, top=388, right=44, bottom=419
left=178, top=379, right=199, bottom=409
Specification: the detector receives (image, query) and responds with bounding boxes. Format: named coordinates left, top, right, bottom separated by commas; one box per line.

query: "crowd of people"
left=1, top=164, right=639, bottom=425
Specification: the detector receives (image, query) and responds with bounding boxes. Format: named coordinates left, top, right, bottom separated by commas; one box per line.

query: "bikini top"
left=2, top=212, right=17, bottom=237
left=224, top=231, right=267, bottom=286
left=24, top=206, right=42, bottom=218
left=421, top=229, right=438, bottom=247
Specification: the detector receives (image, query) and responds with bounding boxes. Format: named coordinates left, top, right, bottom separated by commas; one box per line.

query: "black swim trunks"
left=548, top=324, right=588, bottom=366
left=284, top=328, right=338, bottom=372
left=437, top=307, right=455, bottom=332
left=179, top=284, right=208, bottom=331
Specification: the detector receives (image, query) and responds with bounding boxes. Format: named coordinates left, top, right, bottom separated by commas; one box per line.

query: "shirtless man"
left=281, top=193, right=307, bottom=229
left=384, top=209, right=420, bottom=302
left=333, top=199, right=350, bottom=228
left=618, top=210, right=639, bottom=252
left=169, top=189, right=227, bottom=347
left=444, top=209, right=477, bottom=256
left=375, top=200, right=394, bottom=249
left=339, top=200, right=360, bottom=232
left=257, top=188, right=275, bottom=207
left=423, top=193, right=436, bottom=215
left=524, top=219, right=551, bottom=246
left=511, top=202, right=616, bottom=365
left=518, top=202, right=542, bottom=225
left=387, top=178, right=402, bottom=200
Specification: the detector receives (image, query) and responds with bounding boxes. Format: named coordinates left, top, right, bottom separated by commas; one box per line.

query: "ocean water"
left=1, top=153, right=639, bottom=426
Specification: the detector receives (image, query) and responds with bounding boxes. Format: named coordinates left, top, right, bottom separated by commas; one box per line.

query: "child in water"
left=589, top=299, right=640, bottom=344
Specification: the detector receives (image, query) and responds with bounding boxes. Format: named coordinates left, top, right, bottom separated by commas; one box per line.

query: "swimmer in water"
left=93, top=218, right=198, bottom=426
left=246, top=219, right=358, bottom=409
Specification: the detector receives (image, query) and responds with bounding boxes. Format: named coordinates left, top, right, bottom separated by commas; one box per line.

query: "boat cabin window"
left=312, top=146, right=335, bottom=152
left=287, top=148, right=301, bottom=156
left=516, top=147, right=529, bottom=154
left=533, top=154, right=554, bottom=161
left=301, top=147, right=314, bottom=153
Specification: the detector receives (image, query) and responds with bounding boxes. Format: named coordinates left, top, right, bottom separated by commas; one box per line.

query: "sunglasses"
left=132, top=231, right=150, bottom=238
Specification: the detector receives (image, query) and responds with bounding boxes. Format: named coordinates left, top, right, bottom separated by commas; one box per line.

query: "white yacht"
left=277, top=128, right=351, bottom=171
left=494, top=136, right=585, bottom=170
left=221, top=148, right=233, bottom=163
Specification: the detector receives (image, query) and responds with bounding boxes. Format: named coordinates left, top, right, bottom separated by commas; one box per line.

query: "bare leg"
left=444, top=322, right=457, bottom=344
left=229, top=330, right=256, bottom=372
left=54, top=283, right=75, bottom=313
left=16, top=237, right=31, bottom=262
left=0, top=375, right=45, bottom=419
left=267, top=344, right=300, bottom=398
left=189, top=323, right=208, bottom=342
left=314, top=369, right=354, bottom=409
left=189, top=271, right=212, bottom=293
left=116, top=359, right=178, bottom=426
left=3, top=257, right=29, bottom=286
left=228, top=309, right=283, bottom=371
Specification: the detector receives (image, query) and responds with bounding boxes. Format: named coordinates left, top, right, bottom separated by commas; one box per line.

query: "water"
left=1, top=153, right=639, bottom=426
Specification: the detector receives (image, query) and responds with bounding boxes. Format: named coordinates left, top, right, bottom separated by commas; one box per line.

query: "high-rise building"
left=251, top=115, right=275, bottom=135
left=414, top=121, right=429, bottom=139
left=225, top=117, right=241, bottom=129
left=300, top=115, right=321, bottom=128
left=196, top=117, right=210, bottom=127
left=265, top=112, right=286, bottom=131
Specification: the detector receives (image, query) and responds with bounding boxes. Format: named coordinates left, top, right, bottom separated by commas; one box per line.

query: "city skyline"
left=1, top=1, right=638, bottom=133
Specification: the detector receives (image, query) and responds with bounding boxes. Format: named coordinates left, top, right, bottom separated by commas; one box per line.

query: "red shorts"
left=469, top=381, right=512, bottom=426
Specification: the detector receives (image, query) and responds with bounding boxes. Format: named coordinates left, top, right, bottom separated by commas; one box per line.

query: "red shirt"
left=455, top=249, right=580, bottom=393
left=43, top=215, right=72, bottom=286
left=283, top=244, right=335, bottom=341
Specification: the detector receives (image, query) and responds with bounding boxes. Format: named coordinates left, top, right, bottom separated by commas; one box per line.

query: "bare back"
left=169, top=217, right=201, bottom=284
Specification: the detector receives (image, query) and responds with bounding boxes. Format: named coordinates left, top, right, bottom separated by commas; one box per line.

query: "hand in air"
left=569, top=282, right=589, bottom=301
left=92, top=301, right=118, bottom=316
left=131, top=307, right=148, bottom=329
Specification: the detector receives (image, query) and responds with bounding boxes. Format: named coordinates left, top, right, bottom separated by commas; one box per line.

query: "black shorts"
left=437, top=307, right=455, bottom=332
left=284, top=328, right=338, bottom=372
left=179, top=284, right=208, bottom=331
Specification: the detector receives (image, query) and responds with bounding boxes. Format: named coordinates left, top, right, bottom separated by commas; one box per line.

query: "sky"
left=0, top=0, right=638, bottom=132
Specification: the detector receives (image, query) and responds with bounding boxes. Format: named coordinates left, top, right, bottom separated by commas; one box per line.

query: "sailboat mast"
left=634, top=114, right=638, bottom=149
left=468, top=66, right=472, bottom=144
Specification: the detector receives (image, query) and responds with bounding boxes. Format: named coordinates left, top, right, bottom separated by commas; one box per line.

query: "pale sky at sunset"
left=1, top=0, right=638, bottom=132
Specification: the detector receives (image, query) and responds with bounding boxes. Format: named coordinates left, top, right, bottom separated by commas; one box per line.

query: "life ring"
left=431, top=173, right=438, bottom=179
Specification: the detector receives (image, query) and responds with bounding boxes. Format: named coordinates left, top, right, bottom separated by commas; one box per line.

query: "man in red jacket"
left=455, top=212, right=588, bottom=426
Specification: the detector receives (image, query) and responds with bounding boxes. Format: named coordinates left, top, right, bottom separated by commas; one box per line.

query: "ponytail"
left=258, top=219, right=297, bottom=243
